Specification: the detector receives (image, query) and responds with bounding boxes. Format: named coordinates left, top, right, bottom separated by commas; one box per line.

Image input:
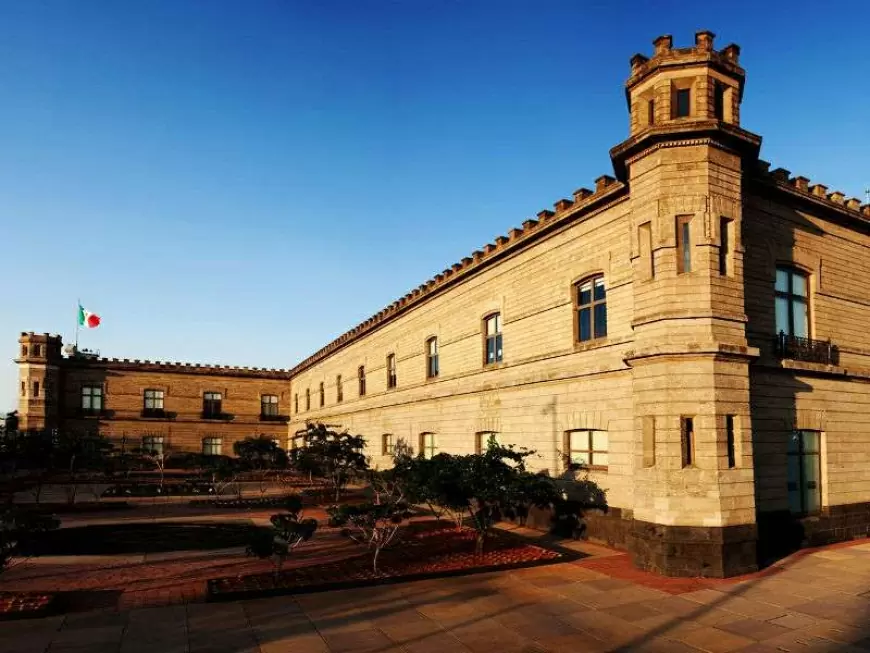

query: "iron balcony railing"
left=774, top=332, right=835, bottom=365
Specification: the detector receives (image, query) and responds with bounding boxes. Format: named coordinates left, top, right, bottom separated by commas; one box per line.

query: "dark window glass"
left=577, top=276, right=607, bottom=342
left=426, top=338, right=439, bottom=379
left=203, top=392, right=222, bottom=417
left=305, top=389, right=310, bottom=411
left=261, top=394, right=278, bottom=416
left=386, top=354, right=397, bottom=389
left=719, top=218, right=732, bottom=275
left=647, top=98, right=655, bottom=125
left=358, top=366, right=366, bottom=396
left=319, top=382, right=324, bottom=407
left=681, top=417, right=695, bottom=467
left=336, top=375, right=343, bottom=402
left=675, top=88, right=691, bottom=118
left=714, top=83, right=725, bottom=120
left=787, top=430, right=821, bottom=515
left=775, top=267, right=809, bottom=338
left=677, top=217, right=692, bottom=274
left=484, top=314, right=503, bottom=365
left=726, top=415, right=736, bottom=468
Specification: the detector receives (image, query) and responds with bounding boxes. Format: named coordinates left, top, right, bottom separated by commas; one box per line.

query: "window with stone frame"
left=483, top=313, right=503, bottom=365
left=575, top=275, right=607, bottom=343
left=261, top=394, right=279, bottom=416
left=81, top=385, right=103, bottom=414
left=358, top=365, right=366, bottom=396
left=202, top=437, right=222, bottom=456
left=143, top=389, right=164, bottom=414
left=676, top=215, right=693, bottom=274
left=426, top=337, right=439, bottom=379
left=294, top=393, right=298, bottom=414
left=305, top=388, right=310, bottom=411
left=419, top=432, right=437, bottom=459
left=673, top=87, right=691, bottom=118
left=788, top=430, right=822, bottom=516
left=319, top=382, right=325, bottom=407
left=564, top=429, right=608, bottom=470
left=386, top=354, right=397, bottom=389
left=202, top=391, right=222, bottom=417
left=475, top=431, right=500, bottom=454
left=336, top=375, right=343, bottom=403
left=775, top=266, right=810, bottom=338
left=141, top=434, right=164, bottom=456
left=382, top=434, right=394, bottom=456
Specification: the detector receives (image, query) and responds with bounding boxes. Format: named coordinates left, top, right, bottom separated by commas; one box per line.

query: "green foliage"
left=288, top=423, right=368, bottom=500
left=0, top=505, right=60, bottom=576
left=327, top=474, right=411, bottom=573
left=390, top=439, right=592, bottom=553
left=246, top=495, right=317, bottom=577
left=233, top=436, right=288, bottom=471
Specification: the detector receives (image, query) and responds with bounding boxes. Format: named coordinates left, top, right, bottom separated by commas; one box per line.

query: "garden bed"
left=207, top=522, right=579, bottom=601
left=190, top=495, right=300, bottom=509
left=25, top=502, right=134, bottom=515
left=102, top=482, right=213, bottom=498
left=0, top=592, right=57, bottom=621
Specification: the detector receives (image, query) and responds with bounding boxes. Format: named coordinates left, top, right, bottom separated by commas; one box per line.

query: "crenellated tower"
left=16, top=332, right=63, bottom=431
left=613, top=32, right=762, bottom=577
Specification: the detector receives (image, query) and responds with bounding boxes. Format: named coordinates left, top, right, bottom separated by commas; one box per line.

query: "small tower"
left=16, top=332, right=63, bottom=431
left=614, top=33, right=763, bottom=577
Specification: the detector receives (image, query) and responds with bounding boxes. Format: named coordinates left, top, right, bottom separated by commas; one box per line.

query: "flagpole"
left=75, top=298, right=80, bottom=352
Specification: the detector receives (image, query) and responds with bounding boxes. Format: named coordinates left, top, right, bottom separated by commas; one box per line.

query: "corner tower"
left=614, top=32, right=762, bottom=577
left=16, top=332, right=63, bottom=431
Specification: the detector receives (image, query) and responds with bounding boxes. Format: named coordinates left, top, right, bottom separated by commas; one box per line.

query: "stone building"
left=15, top=332, right=292, bottom=455
left=286, top=32, right=870, bottom=576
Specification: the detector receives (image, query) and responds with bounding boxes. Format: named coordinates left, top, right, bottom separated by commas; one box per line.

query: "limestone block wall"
left=289, top=196, right=637, bottom=511
left=743, top=187, right=870, bottom=522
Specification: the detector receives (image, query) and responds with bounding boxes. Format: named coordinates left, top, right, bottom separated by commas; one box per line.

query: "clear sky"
left=2, top=0, right=869, bottom=411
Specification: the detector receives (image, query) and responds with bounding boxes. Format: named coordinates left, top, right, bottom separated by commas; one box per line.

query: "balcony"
left=774, top=333, right=837, bottom=366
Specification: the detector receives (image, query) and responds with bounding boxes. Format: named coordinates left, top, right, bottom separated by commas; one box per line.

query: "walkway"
left=2, top=539, right=870, bottom=652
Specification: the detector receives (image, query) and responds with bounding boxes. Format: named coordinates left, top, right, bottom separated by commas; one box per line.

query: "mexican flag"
left=78, top=305, right=101, bottom=329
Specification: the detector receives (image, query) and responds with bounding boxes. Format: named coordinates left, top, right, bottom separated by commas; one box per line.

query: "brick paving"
left=1, top=534, right=869, bottom=652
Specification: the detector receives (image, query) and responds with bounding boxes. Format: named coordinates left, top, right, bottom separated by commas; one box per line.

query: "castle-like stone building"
left=15, top=31, right=870, bottom=577
left=15, top=332, right=292, bottom=453
left=285, top=32, right=870, bottom=576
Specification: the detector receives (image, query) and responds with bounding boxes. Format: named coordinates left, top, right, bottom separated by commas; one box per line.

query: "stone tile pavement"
left=2, top=540, right=870, bottom=652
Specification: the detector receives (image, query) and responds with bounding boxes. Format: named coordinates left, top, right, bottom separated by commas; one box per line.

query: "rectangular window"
left=319, top=382, right=325, bottom=407
left=20, top=381, right=25, bottom=396
left=420, top=432, right=437, bottom=459
left=714, top=83, right=725, bottom=120
left=358, top=366, right=366, bottom=397
left=203, top=391, right=222, bottom=417
left=681, top=417, right=695, bottom=467
left=576, top=276, right=607, bottom=342
left=426, top=338, right=439, bottom=379
left=202, top=437, right=222, bottom=456
left=305, top=389, right=310, bottom=411
left=261, top=394, right=279, bottom=416
left=144, top=389, right=164, bottom=410
left=142, top=434, right=164, bottom=456
left=676, top=216, right=692, bottom=274
left=775, top=267, right=809, bottom=338
left=566, top=429, right=608, bottom=469
left=294, top=393, right=298, bottom=414
left=787, top=430, right=822, bottom=515
left=726, top=415, right=736, bottom=468
left=33, top=381, right=40, bottom=398
left=81, top=385, right=103, bottom=413
left=719, top=217, right=733, bottom=276
left=476, top=431, right=500, bottom=454
left=484, top=313, right=503, bottom=365
left=639, top=222, right=654, bottom=279
left=642, top=416, right=656, bottom=467
left=674, top=88, right=691, bottom=118
left=386, top=354, right=397, bottom=389
left=336, top=375, right=343, bottom=403
left=647, top=98, right=655, bottom=126
left=382, top=434, right=394, bottom=456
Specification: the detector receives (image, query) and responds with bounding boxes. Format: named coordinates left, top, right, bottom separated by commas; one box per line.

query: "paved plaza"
left=2, top=535, right=870, bottom=653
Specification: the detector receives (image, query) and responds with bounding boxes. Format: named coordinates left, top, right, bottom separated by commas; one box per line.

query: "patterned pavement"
left=2, top=535, right=870, bottom=653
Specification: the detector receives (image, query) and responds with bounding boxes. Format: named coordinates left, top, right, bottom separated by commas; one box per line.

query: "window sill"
left=573, top=338, right=609, bottom=353
left=483, top=361, right=507, bottom=371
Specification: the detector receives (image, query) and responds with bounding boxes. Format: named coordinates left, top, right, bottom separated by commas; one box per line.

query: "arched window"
left=575, top=276, right=607, bottom=342
left=426, top=337, right=439, bottom=379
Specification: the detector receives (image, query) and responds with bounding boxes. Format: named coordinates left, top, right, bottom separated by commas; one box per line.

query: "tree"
left=0, top=505, right=60, bottom=577
left=288, top=423, right=368, bottom=501
left=246, top=495, right=317, bottom=579
left=204, top=455, right=243, bottom=499
left=234, top=436, right=288, bottom=496
left=327, top=472, right=411, bottom=573
left=391, top=440, right=578, bottom=555
left=53, top=432, right=114, bottom=504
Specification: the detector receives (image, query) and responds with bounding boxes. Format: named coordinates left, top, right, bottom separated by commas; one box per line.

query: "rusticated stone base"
left=627, top=521, right=758, bottom=578
left=522, top=505, right=632, bottom=549
left=757, top=502, right=870, bottom=566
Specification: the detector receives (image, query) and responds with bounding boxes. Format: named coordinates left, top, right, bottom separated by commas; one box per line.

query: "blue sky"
left=2, top=1, right=869, bottom=411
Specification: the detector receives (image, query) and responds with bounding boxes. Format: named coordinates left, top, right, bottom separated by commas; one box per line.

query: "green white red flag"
left=78, top=305, right=101, bottom=329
